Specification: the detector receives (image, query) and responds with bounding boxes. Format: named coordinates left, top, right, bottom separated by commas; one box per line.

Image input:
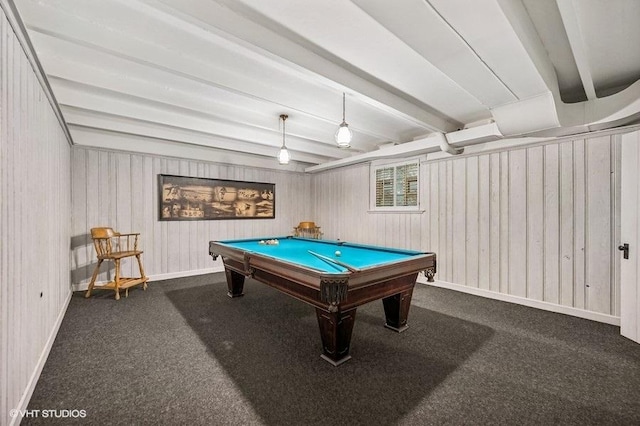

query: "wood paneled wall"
left=0, top=8, right=71, bottom=426
left=311, top=134, right=624, bottom=318
left=311, top=163, right=425, bottom=251
left=71, top=147, right=312, bottom=286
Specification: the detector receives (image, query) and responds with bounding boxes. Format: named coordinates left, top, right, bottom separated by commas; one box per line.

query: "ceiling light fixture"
left=335, top=92, right=352, bottom=148
left=278, top=114, right=290, bottom=165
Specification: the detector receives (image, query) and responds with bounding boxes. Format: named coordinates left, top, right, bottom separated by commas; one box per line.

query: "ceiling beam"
left=145, top=0, right=461, bottom=132
left=63, top=108, right=337, bottom=165
left=352, top=0, right=517, bottom=108
left=24, top=22, right=420, bottom=146
left=556, top=0, right=597, bottom=100
left=51, top=80, right=349, bottom=161
left=70, top=126, right=313, bottom=172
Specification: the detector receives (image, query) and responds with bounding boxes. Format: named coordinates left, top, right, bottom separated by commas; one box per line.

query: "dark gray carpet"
left=24, top=273, right=640, bottom=425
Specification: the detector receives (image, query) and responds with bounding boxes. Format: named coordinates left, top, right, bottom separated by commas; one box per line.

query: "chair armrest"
left=114, top=232, right=141, bottom=252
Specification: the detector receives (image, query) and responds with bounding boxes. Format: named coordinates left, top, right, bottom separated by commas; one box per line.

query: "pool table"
left=208, top=236, right=436, bottom=366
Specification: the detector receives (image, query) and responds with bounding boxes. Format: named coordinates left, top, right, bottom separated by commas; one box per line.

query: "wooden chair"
left=86, top=227, right=148, bottom=300
left=293, top=221, right=323, bottom=239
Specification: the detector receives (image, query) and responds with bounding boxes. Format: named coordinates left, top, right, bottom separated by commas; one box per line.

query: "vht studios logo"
left=9, top=409, right=87, bottom=419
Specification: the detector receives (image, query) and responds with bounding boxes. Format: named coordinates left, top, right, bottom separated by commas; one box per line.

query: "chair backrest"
left=91, top=227, right=116, bottom=258
left=91, top=227, right=116, bottom=239
left=297, top=221, right=317, bottom=229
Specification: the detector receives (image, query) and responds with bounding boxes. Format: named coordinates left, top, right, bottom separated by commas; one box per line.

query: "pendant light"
left=335, top=92, right=352, bottom=148
left=278, top=114, right=290, bottom=165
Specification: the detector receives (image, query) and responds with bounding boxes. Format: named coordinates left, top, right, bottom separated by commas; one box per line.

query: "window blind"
left=395, top=163, right=418, bottom=206
left=375, top=167, right=394, bottom=207
left=374, top=161, right=418, bottom=208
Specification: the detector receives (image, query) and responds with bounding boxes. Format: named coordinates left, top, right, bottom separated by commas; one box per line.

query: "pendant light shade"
left=277, top=146, right=290, bottom=165
left=335, top=93, right=352, bottom=148
left=335, top=123, right=352, bottom=148
left=278, top=114, right=290, bottom=165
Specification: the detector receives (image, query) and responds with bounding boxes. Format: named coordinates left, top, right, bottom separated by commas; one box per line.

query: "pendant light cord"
left=280, top=114, right=288, bottom=148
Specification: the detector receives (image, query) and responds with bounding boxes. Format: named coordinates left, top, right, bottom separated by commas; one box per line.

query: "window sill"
left=367, top=209, right=425, bottom=214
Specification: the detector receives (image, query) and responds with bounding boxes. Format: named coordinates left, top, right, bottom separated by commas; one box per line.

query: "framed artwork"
left=158, top=174, right=275, bottom=221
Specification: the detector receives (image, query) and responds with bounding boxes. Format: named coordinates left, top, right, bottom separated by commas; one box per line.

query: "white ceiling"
left=12, top=0, right=640, bottom=170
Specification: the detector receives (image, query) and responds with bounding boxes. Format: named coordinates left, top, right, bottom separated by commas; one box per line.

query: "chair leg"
left=136, top=254, right=148, bottom=290
left=114, top=259, right=121, bottom=300
left=85, top=259, right=103, bottom=298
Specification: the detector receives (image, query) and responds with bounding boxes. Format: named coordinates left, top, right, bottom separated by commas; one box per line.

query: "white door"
left=620, top=131, right=640, bottom=343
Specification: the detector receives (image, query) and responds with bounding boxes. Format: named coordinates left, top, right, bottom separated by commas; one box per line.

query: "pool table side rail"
left=208, top=240, right=436, bottom=290
left=209, top=240, right=436, bottom=311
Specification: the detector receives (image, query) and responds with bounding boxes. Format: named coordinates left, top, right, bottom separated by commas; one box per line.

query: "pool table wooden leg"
left=315, top=307, right=357, bottom=366
left=225, top=269, right=245, bottom=298
left=382, top=288, right=414, bottom=332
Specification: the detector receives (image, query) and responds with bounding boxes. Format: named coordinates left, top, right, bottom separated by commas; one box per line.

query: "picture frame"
left=158, top=174, right=275, bottom=221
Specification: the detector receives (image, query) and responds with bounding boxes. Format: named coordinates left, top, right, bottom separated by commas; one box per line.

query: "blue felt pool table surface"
left=216, top=237, right=425, bottom=273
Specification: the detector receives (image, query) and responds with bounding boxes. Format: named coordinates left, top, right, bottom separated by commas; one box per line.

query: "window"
left=370, top=158, right=422, bottom=212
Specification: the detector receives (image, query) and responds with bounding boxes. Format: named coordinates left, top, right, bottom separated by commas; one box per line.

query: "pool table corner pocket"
left=319, top=277, right=349, bottom=309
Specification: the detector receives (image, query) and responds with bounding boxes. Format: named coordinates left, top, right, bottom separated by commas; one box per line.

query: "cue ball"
left=335, top=250, right=341, bottom=257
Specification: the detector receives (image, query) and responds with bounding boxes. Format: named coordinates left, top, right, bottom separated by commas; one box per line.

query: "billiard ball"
left=335, top=250, right=341, bottom=257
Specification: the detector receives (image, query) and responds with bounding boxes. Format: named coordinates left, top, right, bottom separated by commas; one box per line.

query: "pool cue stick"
left=307, top=251, right=344, bottom=272
left=307, top=250, right=360, bottom=272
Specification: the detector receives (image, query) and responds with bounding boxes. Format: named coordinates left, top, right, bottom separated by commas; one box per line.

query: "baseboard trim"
left=418, top=276, right=620, bottom=326
left=71, top=267, right=226, bottom=292
left=10, top=289, right=73, bottom=426
left=148, top=267, right=225, bottom=282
